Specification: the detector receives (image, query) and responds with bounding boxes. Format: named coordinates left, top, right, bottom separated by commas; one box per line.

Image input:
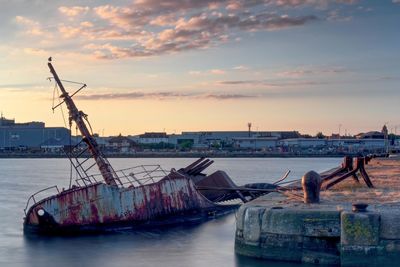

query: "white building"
left=279, top=138, right=327, bottom=148
left=137, top=132, right=168, bottom=144
left=233, top=137, right=278, bottom=150
left=327, top=139, right=386, bottom=152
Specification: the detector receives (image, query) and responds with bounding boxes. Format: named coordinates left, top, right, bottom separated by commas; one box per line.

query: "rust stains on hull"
left=24, top=172, right=236, bottom=234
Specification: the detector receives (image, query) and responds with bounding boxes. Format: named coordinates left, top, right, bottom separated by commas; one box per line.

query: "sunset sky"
left=0, top=0, right=399, bottom=136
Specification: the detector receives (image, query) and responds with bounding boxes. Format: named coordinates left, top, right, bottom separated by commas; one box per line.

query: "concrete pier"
left=235, top=158, right=400, bottom=266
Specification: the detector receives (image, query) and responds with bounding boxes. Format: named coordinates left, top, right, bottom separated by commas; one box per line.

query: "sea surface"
left=0, top=157, right=341, bottom=267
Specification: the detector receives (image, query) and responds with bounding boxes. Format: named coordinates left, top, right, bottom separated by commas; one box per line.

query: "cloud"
left=218, top=72, right=397, bottom=88
left=86, top=12, right=317, bottom=59
left=335, top=0, right=359, bottom=4
left=393, top=0, right=400, bottom=4
left=276, top=66, right=347, bottom=78
left=327, top=9, right=353, bottom=21
left=75, top=91, right=255, bottom=101
left=59, top=6, right=90, bottom=17
left=15, top=16, right=45, bottom=36
left=233, top=65, right=249, bottom=71
left=188, top=71, right=203, bottom=76
left=14, top=0, right=362, bottom=59
left=202, top=93, right=255, bottom=99
left=23, top=47, right=47, bottom=56
left=210, top=69, right=226, bottom=75
left=218, top=79, right=335, bottom=87
left=76, top=91, right=186, bottom=100
left=188, top=69, right=229, bottom=76
left=218, top=79, right=288, bottom=87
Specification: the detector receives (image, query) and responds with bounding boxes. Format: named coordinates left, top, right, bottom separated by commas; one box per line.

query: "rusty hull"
left=24, top=171, right=237, bottom=234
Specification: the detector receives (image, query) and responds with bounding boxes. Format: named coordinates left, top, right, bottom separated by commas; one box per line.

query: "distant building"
left=327, top=139, right=386, bottom=153
left=168, top=131, right=300, bottom=147
left=355, top=131, right=385, bottom=139
left=280, top=138, right=327, bottom=149
left=0, top=115, right=70, bottom=150
left=233, top=137, right=278, bottom=150
left=107, top=135, right=138, bottom=153
left=138, top=132, right=169, bottom=144
left=330, top=133, right=341, bottom=139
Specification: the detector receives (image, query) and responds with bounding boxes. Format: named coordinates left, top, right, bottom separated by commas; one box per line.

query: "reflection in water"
left=24, top=215, right=238, bottom=267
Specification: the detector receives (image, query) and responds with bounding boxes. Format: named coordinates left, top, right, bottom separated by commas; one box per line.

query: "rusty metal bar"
left=273, top=170, right=291, bottom=185
left=187, top=159, right=211, bottom=175
left=356, top=157, right=374, bottom=188
left=191, top=160, right=214, bottom=175
left=182, top=157, right=205, bottom=173
left=324, top=169, right=357, bottom=190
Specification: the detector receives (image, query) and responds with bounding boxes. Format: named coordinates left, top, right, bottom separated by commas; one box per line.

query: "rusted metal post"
left=182, top=157, right=205, bottom=173
left=356, top=157, right=374, bottom=188
left=324, top=167, right=357, bottom=190
left=191, top=160, right=214, bottom=175
left=343, top=156, right=359, bottom=183
left=342, top=156, right=353, bottom=171
left=188, top=159, right=211, bottom=175
left=302, top=171, right=321, bottom=203
left=364, top=155, right=371, bottom=165
left=350, top=157, right=360, bottom=183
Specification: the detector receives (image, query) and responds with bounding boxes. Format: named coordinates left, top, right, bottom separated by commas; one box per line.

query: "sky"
left=0, top=0, right=399, bottom=136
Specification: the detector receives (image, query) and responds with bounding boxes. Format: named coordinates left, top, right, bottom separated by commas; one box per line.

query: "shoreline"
left=0, top=152, right=352, bottom=159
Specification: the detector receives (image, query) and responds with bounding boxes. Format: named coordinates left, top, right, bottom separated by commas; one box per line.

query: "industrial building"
left=280, top=138, right=386, bottom=153
left=168, top=131, right=300, bottom=148
left=0, top=115, right=70, bottom=150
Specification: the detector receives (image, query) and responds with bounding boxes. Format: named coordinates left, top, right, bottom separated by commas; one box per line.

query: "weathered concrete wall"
left=235, top=195, right=400, bottom=266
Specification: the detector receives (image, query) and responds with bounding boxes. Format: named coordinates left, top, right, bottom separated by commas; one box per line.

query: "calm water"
left=0, top=158, right=340, bottom=267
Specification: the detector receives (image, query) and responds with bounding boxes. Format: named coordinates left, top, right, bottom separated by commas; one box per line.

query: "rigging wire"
left=51, top=81, right=68, bottom=128
left=47, top=77, right=86, bottom=86
left=50, top=79, right=73, bottom=187
left=60, top=79, right=86, bottom=85
left=75, top=125, right=79, bottom=183
left=56, top=85, right=68, bottom=128
left=52, top=83, right=57, bottom=113
left=83, top=115, right=94, bottom=135
left=68, top=122, right=73, bottom=189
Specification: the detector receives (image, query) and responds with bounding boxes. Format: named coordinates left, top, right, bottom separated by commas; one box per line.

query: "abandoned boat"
left=23, top=59, right=277, bottom=235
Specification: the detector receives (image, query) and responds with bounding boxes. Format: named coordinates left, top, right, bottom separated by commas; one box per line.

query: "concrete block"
left=302, top=236, right=340, bottom=252
left=242, top=207, right=264, bottom=244
left=234, top=239, right=264, bottom=258
left=262, top=208, right=340, bottom=237
left=302, top=250, right=340, bottom=265
left=380, top=239, right=400, bottom=253
left=235, top=206, right=247, bottom=231
left=341, top=211, right=380, bottom=246
left=340, top=245, right=384, bottom=266
left=380, top=210, right=400, bottom=239
left=235, top=229, right=243, bottom=239
left=260, top=233, right=303, bottom=261
left=303, top=217, right=340, bottom=237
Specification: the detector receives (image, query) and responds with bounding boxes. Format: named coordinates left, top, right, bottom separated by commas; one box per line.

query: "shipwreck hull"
left=24, top=172, right=238, bottom=234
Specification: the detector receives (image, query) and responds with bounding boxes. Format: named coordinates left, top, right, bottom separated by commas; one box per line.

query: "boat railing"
left=75, top=164, right=170, bottom=188
left=24, top=185, right=60, bottom=216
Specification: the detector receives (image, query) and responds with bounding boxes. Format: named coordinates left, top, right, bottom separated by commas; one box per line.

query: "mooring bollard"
left=342, top=156, right=353, bottom=171
left=302, top=171, right=321, bottom=203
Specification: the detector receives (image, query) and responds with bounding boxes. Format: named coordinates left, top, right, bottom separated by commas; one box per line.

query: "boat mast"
left=47, top=59, right=119, bottom=186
